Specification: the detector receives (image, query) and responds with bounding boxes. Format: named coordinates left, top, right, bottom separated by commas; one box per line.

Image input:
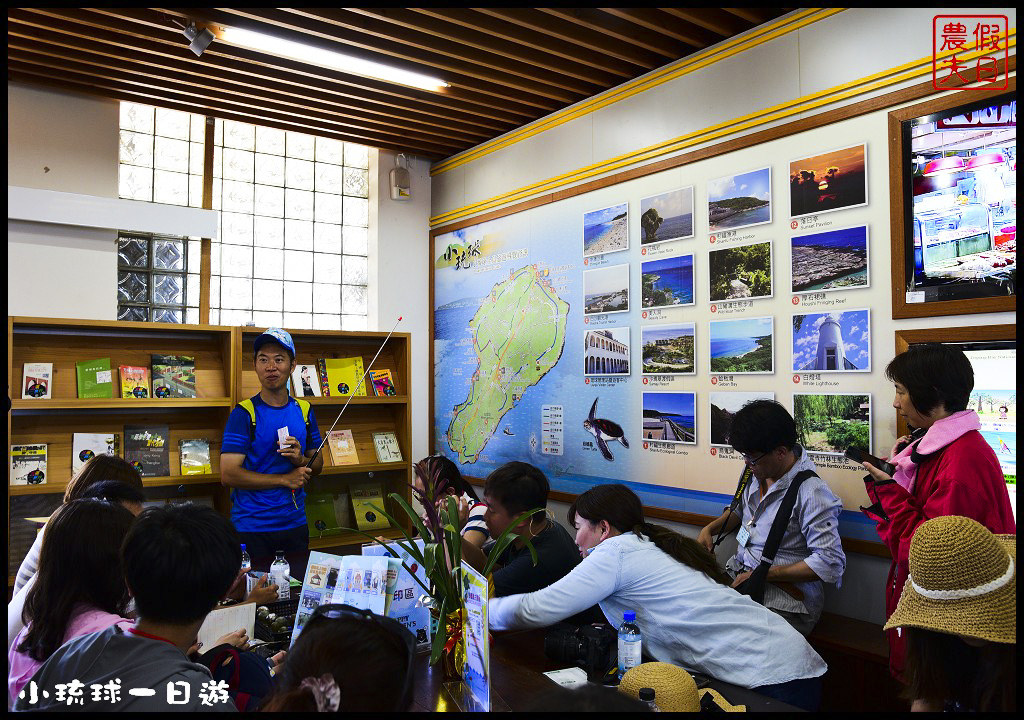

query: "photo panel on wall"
left=709, top=391, right=776, bottom=447
left=584, top=326, right=631, bottom=376
left=583, top=202, right=629, bottom=257
left=641, top=323, right=696, bottom=375
left=642, top=392, right=697, bottom=445
left=791, top=225, right=870, bottom=294
left=792, top=309, right=871, bottom=373
left=707, top=167, right=773, bottom=234
left=640, top=187, right=695, bottom=245
left=641, top=254, right=695, bottom=309
left=584, top=263, right=630, bottom=315
left=789, top=143, right=868, bottom=218
left=793, top=393, right=872, bottom=456
left=709, top=316, right=774, bottom=374
left=708, top=240, right=773, bottom=302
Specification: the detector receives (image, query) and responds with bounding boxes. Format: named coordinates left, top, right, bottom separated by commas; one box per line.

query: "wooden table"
left=411, top=629, right=803, bottom=712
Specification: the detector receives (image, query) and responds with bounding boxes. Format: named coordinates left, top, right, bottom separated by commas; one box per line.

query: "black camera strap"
left=711, top=465, right=754, bottom=550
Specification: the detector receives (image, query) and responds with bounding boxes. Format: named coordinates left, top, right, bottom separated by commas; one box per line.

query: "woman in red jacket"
left=860, top=343, right=1015, bottom=681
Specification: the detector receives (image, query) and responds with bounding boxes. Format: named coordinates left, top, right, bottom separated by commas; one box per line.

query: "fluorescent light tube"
left=219, top=26, right=449, bottom=92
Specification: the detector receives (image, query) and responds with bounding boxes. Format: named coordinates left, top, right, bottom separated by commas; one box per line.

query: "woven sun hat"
left=883, top=515, right=1015, bottom=645
left=618, top=662, right=746, bottom=712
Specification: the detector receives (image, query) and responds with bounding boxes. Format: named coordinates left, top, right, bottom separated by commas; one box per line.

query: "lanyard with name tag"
left=736, top=524, right=751, bottom=548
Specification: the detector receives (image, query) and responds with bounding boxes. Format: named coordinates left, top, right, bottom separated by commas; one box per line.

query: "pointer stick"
left=305, top=316, right=403, bottom=469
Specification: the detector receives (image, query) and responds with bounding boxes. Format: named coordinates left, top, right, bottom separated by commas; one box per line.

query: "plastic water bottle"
left=240, top=544, right=252, bottom=573
left=638, top=688, right=660, bottom=711
left=617, top=611, right=642, bottom=680
left=271, top=550, right=290, bottom=601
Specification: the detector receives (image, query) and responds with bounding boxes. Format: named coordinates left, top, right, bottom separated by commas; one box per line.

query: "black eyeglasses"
left=306, top=604, right=415, bottom=710
left=740, top=451, right=769, bottom=467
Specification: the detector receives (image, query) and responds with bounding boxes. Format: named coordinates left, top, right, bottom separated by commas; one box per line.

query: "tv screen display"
left=902, top=95, right=1016, bottom=303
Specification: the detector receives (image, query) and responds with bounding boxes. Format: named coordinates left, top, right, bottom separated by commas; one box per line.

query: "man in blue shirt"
left=221, top=328, right=323, bottom=558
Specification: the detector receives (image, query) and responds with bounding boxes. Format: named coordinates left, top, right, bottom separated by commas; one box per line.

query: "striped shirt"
left=727, top=445, right=846, bottom=624
left=461, top=499, right=489, bottom=540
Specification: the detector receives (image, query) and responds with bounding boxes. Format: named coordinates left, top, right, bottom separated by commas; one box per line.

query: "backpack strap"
left=237, top=397, right=312, bottom=447
left=295, top=397, right=313, bottom=447
left=759, top=469, right=818, bottom=568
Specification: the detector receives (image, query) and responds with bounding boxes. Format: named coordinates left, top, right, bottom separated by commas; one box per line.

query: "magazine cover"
left=151, top=355, right=197, bottom=398
left=371, top=369, right=397, bottom=397
left=72, top=433, right=120, bottom=474
left=119, top=365, right=151, bottom=399
left=179, top=438, right=212, bottom=475
left=21, top=363, right=53, bottom=399
left=124, top=425, right=170, bottom=477
left=76, top=358, right=113, bottom=399
left=11, top=444, right=47, bottom=485
left=291, top=364, right=322, bottom=397
left=372, top=431, right=403, bottom=463
left=326, top=429, right=360, bottom=465
left=323, top=357, right=367, bottom=397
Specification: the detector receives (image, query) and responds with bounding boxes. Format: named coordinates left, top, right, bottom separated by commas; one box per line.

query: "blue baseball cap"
left=253, top=327, right=295, bottom=359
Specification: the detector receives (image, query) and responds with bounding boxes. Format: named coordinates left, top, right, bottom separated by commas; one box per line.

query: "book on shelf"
left=326, top=430, right=360, bottom=466
left=151, top=355, right=196, bottom=398
left=11, top=444, right=48, bottom=486
left=179, top=438, right=212, bottom=475
left=76, top=358, right=114, bottom=399
left=306, top=492, right=343, bottom=538
left=371, top=369, right=397, bottom=397
left=72, top=433, right=121, bottom=474
left=349, top=482, right=391, bottom=532
left=320, top=357, right=367, bottom=397
left=291, top=364, right=322, bottom=397
left=372, top=431, right=403, bottom=463
left=21, top=363, right=53, bottom=399
left=119, top=365, right=151, bottom=399
left=124, top=425, right=170, bottom=477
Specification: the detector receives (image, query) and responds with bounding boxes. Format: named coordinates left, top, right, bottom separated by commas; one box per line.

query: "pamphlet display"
left=350, top=482, right=390, bottom=531
left=76, top=358, right=113, bottom=399
left=326, top=430, right=360, bottom=465
left=292, top=551, right=391, bottom=645
left=461, top=563, right=490, bottom=712
left=21, top=363, right=53, bottom=399
left=363, top=539, right=431, bottom=649
left=372, top=431, right=403, bottom=463
left=320, top=357, right=367, bottom=397
left=119, top=365, right=151, bottom=399
left=371, top=369, right=398, bottom=397
left=11, top=444, right=47, bottom=485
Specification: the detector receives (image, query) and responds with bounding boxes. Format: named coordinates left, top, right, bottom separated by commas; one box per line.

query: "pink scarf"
left=890, top=410, right=981, bottom=494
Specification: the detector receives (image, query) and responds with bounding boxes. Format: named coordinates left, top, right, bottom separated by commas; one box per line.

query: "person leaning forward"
left=220, top=328, right=323, bottom=558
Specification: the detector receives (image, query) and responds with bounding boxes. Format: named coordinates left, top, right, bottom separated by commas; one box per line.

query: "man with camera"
left=697, top=400, right=846, bottom=635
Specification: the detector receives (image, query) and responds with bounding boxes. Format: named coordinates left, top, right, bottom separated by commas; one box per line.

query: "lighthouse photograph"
left=792, top=309, right=871, bottom=373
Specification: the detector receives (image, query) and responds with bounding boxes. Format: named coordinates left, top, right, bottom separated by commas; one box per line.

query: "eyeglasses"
left=305, top=604, right=415, bottom=710
left=740, top=451, right=769, bottom=467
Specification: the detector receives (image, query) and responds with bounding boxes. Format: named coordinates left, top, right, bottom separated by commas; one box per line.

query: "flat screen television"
left=900, top=94, right=1016, bottom=304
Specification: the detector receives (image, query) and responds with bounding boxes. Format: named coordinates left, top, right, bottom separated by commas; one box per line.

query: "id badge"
left=736, top=525, right=751, bottom=548
left=277, top=426, right=290, bottom=451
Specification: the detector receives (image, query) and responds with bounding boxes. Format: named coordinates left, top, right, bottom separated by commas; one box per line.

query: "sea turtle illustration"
left=583, top=397, right=629, bottom=461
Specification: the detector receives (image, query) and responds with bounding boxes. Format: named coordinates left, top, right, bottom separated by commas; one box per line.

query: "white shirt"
left=489, top=532, right=827, bottom=689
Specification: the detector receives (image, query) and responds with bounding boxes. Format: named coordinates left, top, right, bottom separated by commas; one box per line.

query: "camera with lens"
left=543, top=622, right=617, bottom=682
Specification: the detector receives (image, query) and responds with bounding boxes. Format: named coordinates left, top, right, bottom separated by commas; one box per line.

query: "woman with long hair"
left=8, top=499, right=135, bottom=704
left=413, top=454, right=489, bottom=549
left=488, top=483, right=828, bottom=711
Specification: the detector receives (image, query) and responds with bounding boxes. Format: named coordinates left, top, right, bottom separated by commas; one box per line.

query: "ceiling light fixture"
left=182, top=22, right=215, bottom=57
left=219, top=27, right=449, bottom=92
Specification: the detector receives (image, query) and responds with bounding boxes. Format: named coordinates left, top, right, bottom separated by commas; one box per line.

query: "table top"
left=411, top=629, right=803, bottom=712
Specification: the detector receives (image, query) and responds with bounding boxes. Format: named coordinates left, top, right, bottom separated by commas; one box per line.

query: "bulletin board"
left=429, top=79, right=1015, bottom=546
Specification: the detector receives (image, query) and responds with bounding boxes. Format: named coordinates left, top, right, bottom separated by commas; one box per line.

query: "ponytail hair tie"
left=300, top=673, right=341, bottom=712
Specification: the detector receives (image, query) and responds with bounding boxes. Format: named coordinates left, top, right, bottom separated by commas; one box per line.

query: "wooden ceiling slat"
left=599, top=8, right=716, bottom=49
left=10, top=9, right=533, bottom=128
left=537, top=8, right=686, bottom=59
left=479, top=8, right=671, bottom=67
left=723, top=8, right=779, bottom=25
left=660, top=8, right=750, bottom=38
left=7, top=60, right=458, bottom=158
left=411, top=8, right=637, bottom=79
left=7, top=46, right=478, bottom=150
left=345, top=7, right=622, bottom=87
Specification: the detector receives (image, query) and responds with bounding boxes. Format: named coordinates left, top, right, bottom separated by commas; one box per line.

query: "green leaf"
left=387, top=493, right=433, bottom=543
left=481, top=507, right=545, bottom=577
left=429, top=594, right=450, bottom=666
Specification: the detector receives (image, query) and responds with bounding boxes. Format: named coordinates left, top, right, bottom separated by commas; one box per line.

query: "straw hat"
left=884, top=515, right=1016, bottom=645
left=618, top=662, right=745, bottom=712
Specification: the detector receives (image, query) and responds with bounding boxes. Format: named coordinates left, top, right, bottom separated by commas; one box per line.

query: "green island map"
left=447, top=266, right=569, bottom=463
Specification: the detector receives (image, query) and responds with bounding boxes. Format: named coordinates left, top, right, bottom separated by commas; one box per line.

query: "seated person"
left=698, top=400, right=845, bottom=635
left=8, top=500, right=135, bottom=706
left=885, top=516, right=1015, bottom=713
left=261, top=604, right=414, bottom=712
left=414, top=455, right=489, bottom=550
left=15, top=503, right=243, bottom=712
left=489, top=484, right=827, bottom=712
left=461, top=462, right=580, bottom=597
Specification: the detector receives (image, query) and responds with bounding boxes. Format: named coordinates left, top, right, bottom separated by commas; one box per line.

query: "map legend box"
left=542, top=405, right=564, bottom=455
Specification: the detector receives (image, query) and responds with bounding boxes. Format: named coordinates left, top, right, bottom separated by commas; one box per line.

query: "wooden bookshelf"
left=8, top=318, right=413, bottom=586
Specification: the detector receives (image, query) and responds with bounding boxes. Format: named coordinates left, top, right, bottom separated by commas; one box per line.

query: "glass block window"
left=118, top=102, right=206, bottom=208
left=117, top=232, right=199, bottom=324
left=210, top=120, right=370, bottom=330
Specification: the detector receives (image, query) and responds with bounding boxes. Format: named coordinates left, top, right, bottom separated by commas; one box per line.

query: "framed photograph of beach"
left=791, top=225, right=870, bottom=294
left=793, top=393, right=872, bottom=456
left=710, top=391, right=776, bottom=447
left=584, top=327, right=631, bottom=376
left=707, top=167, right=772, bottom=234
left=709, top=316, right=774, bottom=375
left=639, top=187, right=695, bottom=245
left=789, top=143, right=868, bottom=218
left=583, top=263, right=630, bottom=315
left=642, top=392, right=697, bottom=445
left=708, top=240, right=773, bottom=302
left=583, top=202, right=629, bottom=258
left=641, top=323, right=696, bottom=375
left=641, top=254, right=694, bottom=309
left=792, top=309, right=871, bottom=373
